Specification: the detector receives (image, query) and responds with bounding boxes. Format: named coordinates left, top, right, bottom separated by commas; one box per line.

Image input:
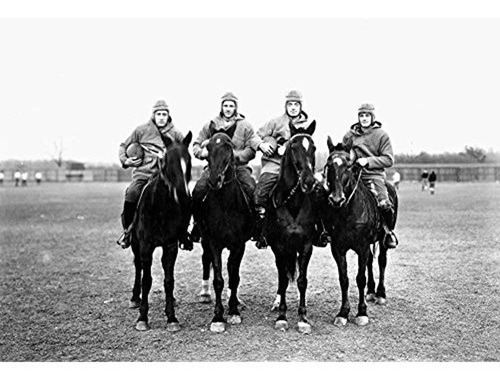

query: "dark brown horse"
left=264, top=120, right=319, bottom=333
left=321, top=138, right=398, bottom=326
left=129, top=132, right=193, bottom=331
left=198, top=124, right=254, bottom=333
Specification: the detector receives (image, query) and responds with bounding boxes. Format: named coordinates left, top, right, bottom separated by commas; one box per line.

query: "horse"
left=197, top=122, right=254, bottom=333
left=129, top=131, right=193, bottom=331
left=321, top=138, right=398, bottom=326
left=264, top=120, right=319, bottom=333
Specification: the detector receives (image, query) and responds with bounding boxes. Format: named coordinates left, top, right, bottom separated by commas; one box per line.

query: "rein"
left=209, top=157, right=236, bottom=189
left=345, top=167, right=363, bottom=206
left=324, top=152, right=364, bottom=208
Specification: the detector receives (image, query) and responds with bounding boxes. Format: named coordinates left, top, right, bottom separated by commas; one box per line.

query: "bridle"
left=323, top=152, right=364, bottom=208
left=273, top=134, right=316, bottom=207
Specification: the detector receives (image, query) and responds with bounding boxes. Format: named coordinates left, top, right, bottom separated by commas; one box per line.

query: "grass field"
left=0, top=181, right=499, bottom=361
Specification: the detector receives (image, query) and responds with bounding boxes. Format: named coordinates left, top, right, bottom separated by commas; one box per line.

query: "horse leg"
left=227, top=244, right=245, bottom=325
left=208, top=242, right=225, bottom=333
left=162, top=242, right=181, bottom=332
left=297, top=244, right=313, bottom=334
left=366, top=247, right=376, bottom=302
left=375, top=245, right=388, bottom=305
left=199, top=239, right=212, bottom=303
left=136, top=246, right=154, bottom=331
left=129, top=241, right=142, bottom=309
left=274, top=252, right=289, bottom=330
left=331, top=245, right=350, bottom=326
left=354, top=247, right=370, bottom=326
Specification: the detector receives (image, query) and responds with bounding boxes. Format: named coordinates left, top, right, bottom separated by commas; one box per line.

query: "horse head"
left=158, top=131, right=193, bottom=202
left=324, top=136, right=359, bottom=208
left=283, top=120, right=317, bottom=194
left=207, top=121, right=236, bottom=190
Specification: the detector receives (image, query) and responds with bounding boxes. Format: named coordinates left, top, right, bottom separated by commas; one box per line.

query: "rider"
left=253, top=90, right=327, bottom=249
left=117, top=100, right=185, bottom=249
left=190, top=92, right=261, bottom=242
left=341, top=103, right=398, bottom=249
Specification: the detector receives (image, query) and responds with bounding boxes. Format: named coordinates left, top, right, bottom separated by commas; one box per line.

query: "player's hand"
left=124, top=157, right=142, bottom=167
left=200, top=148, right=209, bottom=159
left=356, top=158, right=368, bottom=167
left=259, top=142, right=275, bottom=157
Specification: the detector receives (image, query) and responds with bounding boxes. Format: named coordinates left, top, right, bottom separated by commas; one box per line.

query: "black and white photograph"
left=1, top=0, right=498, bottom=384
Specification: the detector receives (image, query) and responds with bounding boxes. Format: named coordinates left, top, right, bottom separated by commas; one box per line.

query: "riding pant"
left=124, top=177, right=150, bottom=203
left=362, top=175, right=389, bottom=204
left=254, top=172, right=279, bottom=209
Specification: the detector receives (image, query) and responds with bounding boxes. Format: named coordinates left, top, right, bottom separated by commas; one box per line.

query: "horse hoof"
left=135, top=321, right=150, bottom=331
left=128, top=300, right=140, bottom=309
left=366, top=293, right=376, bottom=302
left=297, top=321, right=312, bottom=334
left=355, top=316, right=369, bottom=326
left=333, top=317, right=347, bottom=327
left=210, top=322, right=225, bottom=333
left=275, top=320, right=288, bottom=330
left=228, top=315, right=242, bottom=325
left=167, top=322, right=181, bottom=332
left=375, top=297, right=386, bottom=305
left=199, top=294, right=212, bottom=303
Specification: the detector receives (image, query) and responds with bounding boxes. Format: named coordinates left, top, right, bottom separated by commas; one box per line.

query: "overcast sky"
left=1, top=16, right=499, bottom=164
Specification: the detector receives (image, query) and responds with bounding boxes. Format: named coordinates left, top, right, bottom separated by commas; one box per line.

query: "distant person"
left=14, top=170, right=21, bottom=187
left=428, top=170, right=437, bottom=195
left=191, top=92, right=260, bottom=242
left=117, top=100, right=186, bottom=249
left=21, top=171, right=28, bottom=186
left=0, top=170, right=4, bottom=185
left=341, top=103, right=398, bottom=249
left=421, top=169, right=429, bottom=191
left=392, top=170, right=401, bottom=190
left=35, top=171, right=42, bottom=185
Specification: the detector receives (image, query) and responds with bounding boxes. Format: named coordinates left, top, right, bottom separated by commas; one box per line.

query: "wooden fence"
left=1, top=164, right=499, bottom=183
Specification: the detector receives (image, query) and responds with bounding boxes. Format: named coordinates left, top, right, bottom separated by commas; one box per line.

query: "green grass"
left=0, top=181, right=499, bottom=361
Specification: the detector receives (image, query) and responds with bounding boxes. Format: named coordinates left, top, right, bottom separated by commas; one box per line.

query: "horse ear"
left=327, top=136, right=335, bottom=153
left=289, top=121, right=298, bottom=137
left=161, top=134, right=174, bottom=149
left=183, top=131, right=192, bottom=147
left=305, top=120, right=316, bottom=136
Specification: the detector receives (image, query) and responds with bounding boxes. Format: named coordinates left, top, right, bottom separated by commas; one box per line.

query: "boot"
left=117, top=201, right=136, bottom=249
left=253, top=207, right=268, bottom=249
left=312, top=221, right=330, bottom=247
left=380, top=201, right=398, bottom=249
left=190, top=222, right=202, bottom=243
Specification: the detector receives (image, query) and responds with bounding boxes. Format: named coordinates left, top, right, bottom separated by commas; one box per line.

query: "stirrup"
left=117, top=230, right=131, bottom=249
left=191, top=223, right=202, bottom=243
left=255, top=236, right=268, bottom=249
left=313, top=231, right=330, bottom=248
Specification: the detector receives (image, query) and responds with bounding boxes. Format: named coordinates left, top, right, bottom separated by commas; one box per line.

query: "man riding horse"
left=253, top=90, right=328, bottom=249
left=341, top=103, right=398, bottom=249
left=191, top=92, right=261, bottom=241
left=117, top=100, right=187, bottom=249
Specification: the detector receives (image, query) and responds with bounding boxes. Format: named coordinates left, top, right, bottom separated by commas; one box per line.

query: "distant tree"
left=463, top=146, right=487, bottom=163
left=52, top=138, right=64, bottom=167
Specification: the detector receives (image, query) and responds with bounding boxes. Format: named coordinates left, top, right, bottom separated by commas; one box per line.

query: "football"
left=126, top=142, right=145, bottom=159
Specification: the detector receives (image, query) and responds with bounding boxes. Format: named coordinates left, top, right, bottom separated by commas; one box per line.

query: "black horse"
left=197, top=123, right=254, bottom=333
left=321, top=138, right=398, bottom=326
left=129, top=132, right=193, bottom=331
left=264, top=120, right=319, bottom=333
